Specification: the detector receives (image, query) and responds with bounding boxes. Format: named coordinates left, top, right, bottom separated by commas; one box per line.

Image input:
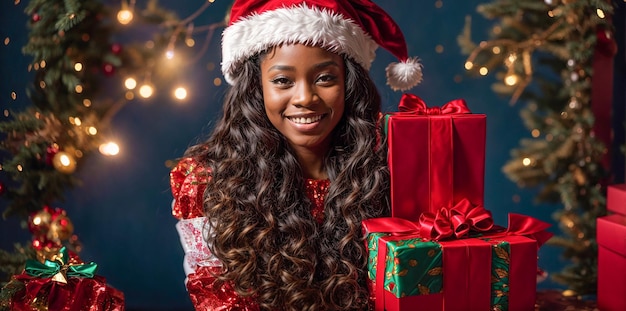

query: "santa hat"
left=221, top=0, right=423, bottom=91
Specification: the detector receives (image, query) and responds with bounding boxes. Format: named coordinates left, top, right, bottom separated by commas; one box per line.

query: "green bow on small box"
left=25, top=246, right=98, bottom=284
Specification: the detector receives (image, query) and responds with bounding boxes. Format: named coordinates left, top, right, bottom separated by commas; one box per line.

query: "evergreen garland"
left=459, top=0, right=615, bottom=295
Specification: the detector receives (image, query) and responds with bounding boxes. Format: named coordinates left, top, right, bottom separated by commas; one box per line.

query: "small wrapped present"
left=7, top=247, right=125, bottom=311
left=384, top=94, right=486, bottom=220
left=597, top=214, right=626, bottom=311
left=363, top=211, right=552, bottom=311
left=607, top=184, right=626, bottom=216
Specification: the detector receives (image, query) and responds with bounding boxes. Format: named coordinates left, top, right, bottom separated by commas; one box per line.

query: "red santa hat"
left=221, top=0, right=423, bottom=91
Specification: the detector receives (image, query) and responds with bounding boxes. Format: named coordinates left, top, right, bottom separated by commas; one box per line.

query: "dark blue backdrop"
left=1, top=1, right=624, bottom=310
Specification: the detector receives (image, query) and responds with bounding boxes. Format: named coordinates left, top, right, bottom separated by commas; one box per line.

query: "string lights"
left=113, top=0, right=225, bottom=103
left=461, top=3, right=608, bottom=105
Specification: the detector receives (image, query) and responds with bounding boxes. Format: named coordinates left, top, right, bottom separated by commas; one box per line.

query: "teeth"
left=290, top=115, right=323, bottom=124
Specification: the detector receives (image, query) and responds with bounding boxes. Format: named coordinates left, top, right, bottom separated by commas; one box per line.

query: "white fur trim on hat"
left=385, top=57, right=423, bottom=91
left=221, top=4, right=378, bottom=85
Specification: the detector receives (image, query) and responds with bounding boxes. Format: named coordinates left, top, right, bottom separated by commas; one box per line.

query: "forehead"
left=261, top=44, right=344, bottom=67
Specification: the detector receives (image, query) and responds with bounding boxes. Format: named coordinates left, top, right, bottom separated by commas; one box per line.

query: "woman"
left=171, top=1, right=421, bottom=309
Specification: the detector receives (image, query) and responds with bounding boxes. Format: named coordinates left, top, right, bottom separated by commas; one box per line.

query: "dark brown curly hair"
left=184, top=49, right=390, bottom=310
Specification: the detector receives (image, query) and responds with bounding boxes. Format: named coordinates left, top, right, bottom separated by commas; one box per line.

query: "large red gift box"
left=597, top=214, right=626, bottom=311
left=385, top=94, right=486, bottom=221
left=607, top=184, right=626, bottom=215
left=363, top=214, right=551, bottom=311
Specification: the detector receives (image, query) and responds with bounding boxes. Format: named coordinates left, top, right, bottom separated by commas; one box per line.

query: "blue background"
left=1, top=1, right=624, bottom=310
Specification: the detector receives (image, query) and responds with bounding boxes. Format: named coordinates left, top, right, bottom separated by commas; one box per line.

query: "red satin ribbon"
left=503, top=213, right=554, bottom=248
left=398, top=93, right=471, bottom=115
left=418, top=198, right=494, bottom=241
left=591, top=27, right=617, bottom=176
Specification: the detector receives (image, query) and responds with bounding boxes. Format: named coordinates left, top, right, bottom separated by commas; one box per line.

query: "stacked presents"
left=597, top=184, right=626, bottom=311
left=364, top=94, right=552, bottom=311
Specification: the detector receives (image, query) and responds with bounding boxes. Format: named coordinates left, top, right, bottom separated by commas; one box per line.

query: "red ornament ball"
left=111, top=43, right=122, bottom=55
left=0, top=182, right=5, bottom=195
left=45, top=145, right=59, bottom=166
left=103, top=63, right=115, bottom=76
left=32, top=13, right=41, bottom=22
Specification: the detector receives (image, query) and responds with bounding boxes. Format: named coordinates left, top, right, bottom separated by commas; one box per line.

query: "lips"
left=286, top=114, right=325, bottom=124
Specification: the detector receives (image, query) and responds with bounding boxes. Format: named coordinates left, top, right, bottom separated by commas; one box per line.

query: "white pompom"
left=385, top=57, right=423, bottom=91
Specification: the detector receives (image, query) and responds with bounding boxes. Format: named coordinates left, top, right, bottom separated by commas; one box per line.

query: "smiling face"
left=260, top=44, right=346, bottom=159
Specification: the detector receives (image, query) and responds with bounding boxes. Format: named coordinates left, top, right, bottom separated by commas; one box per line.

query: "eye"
left=316, top=74, right=337, bottom=85
left=270, top=76, right=293, bottom=87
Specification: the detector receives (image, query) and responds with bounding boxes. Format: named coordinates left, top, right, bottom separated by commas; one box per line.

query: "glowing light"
left=74, top=62, right=83, bottom=71
left=60, top=154, right=71, bottom=166
left=174, top=87, right=188, bottom=100
left=99, top=142, right=120, bottom=156
left=117, top=10, right=133, bottom=25
left=522, top=158, right=532, bottom=166
left=124, top=77, right=137, bottom=90
left=69, top=117, right=82, bottom=126
left=213, top=78, right=222, bottom=86
left=507, top=53, right=517, bottom=63
left=479, top=67, right=489, bottom=75
left=531, top=129, right=540, bottom=138
left=504, top=73, right=519, bottom=86
left=596, top=9, right=605, bottom=19
left=464, top=61, right=473, bottom=70
left=492, top=46, right=501, bottom=54
left=75, top=85, right=83, bottom=93
left=165, top=50, right=175, bottom=59
left=83, top=99, right=92, bottom=107
left=139, top=84, right=154, bottom=98
left=87, top=127, right=97, bottom=135
left=185, top=38, right=195, bottom=47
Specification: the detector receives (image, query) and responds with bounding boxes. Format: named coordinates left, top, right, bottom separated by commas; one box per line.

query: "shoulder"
left=170, top=157, right=211, bottom=219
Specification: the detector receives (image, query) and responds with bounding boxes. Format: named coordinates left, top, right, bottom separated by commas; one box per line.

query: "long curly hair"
left=185, top=50, right=390, bottom=310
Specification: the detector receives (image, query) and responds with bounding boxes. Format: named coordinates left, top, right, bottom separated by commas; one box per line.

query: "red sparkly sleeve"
left=186, top=266, right=260, bottom=311
left=170, top=157, right=209, bottom=219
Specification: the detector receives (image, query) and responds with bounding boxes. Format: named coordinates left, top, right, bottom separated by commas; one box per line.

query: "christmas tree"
left=458, top=0, right=616, bottom=295
left=1, top=0, right=227, bottom=308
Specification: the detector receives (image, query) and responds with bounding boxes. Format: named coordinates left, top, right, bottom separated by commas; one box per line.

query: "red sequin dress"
left=170, top=157, right=330, bottom=310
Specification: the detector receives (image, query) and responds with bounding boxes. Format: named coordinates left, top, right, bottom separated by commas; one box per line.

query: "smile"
left=287, top=114, right=325, bottom=124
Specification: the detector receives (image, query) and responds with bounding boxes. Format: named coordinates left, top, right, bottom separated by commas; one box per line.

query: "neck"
left=293, top=146, right=328, bottom=180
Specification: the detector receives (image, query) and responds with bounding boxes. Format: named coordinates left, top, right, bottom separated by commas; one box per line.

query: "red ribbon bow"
left=398, top=93, right=471, bottom=115
left=418, top=198, right=494, bottom=241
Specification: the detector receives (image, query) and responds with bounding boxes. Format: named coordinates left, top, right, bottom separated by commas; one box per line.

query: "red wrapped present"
left=363, top=212, right=552, bottom=311
left=7, top=247, right=125, bottom=311
left=385, top=94, right=486, bottom=220
left=607, top=184, right=626, bottom=215
left=597, top=214, right=626, bottom=311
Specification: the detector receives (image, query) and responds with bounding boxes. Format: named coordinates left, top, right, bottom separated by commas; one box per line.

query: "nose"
left=291, top=82, right=319, bottom=108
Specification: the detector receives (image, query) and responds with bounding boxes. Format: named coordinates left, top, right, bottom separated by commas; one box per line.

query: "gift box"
left=597, top=214, right=626, bottom=311
left=385, top=94, right=486, bottom=220
left=607, top=184, right=626, bottom=215
left=7, top=247, right=125, bottom=311
left=363, top=214, right=551, bottom=311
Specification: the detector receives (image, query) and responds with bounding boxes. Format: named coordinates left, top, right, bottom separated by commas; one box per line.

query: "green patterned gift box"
left=365, top=223, right=540, bottom=311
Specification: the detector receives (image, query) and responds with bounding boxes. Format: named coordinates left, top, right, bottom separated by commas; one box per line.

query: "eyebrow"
left=267, top=60, right=341, bottom=72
